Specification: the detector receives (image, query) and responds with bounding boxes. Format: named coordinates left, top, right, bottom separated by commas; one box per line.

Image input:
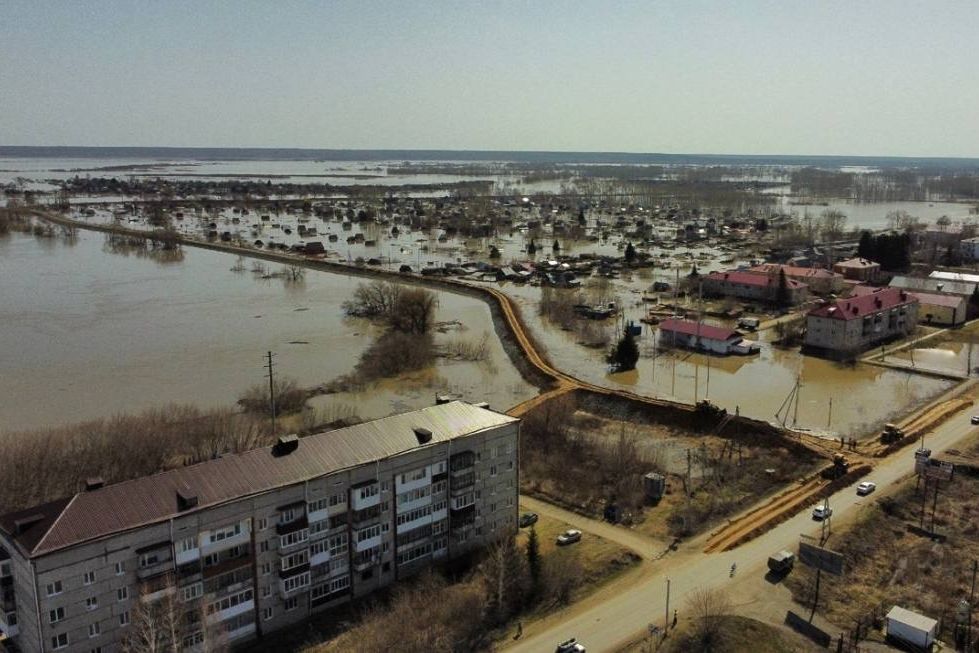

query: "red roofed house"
left=703, top=270, right=809, bottom=305
left=747, top=263, right=845, bottom=295
left=658, top=318, right=760, bottom=355
left=804, top=287, right=918, bottom=359
left=852, top=284, right=965, bottom=326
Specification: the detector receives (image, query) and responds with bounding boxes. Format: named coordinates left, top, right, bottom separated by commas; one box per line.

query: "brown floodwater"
left=0, top=232, right=535, bottom=434
left=503, top=285, right=954, bottom=439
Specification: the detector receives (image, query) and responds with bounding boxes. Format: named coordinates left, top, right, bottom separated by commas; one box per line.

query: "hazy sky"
left=2, top=1, right=977, bottom=156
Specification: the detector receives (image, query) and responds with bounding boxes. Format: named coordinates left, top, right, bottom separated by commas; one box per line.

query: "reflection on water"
left=0, top=232, right=535, bottom=433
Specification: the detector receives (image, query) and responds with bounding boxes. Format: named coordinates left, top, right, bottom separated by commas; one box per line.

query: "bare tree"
left=389, top=288, right=437, bottom=335
left=685, top=586, right=731, bottom=649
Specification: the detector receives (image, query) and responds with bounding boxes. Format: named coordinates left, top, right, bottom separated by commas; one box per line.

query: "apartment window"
left=257, top=517, right=268, bottom=531
left=178, top=536, right=197, bottom=552
left=284, top=597, right=298, bottom=611
left=282, top=572, right=310, bottom=594
left=89, top=622, right=100, bottom=638
left=181, top=633, right=204, bottom=648
left=308, top=498, right=328, bottom=513
left=83, top=571, right=96, bottom=585
left=507, top=460, right=514, bottom=471
left=203, top=553, right=219, bottom=567
left=181, top=583, right=203, bottom=602
left=89, top=647, right=103, bottom=653
left=85, top=596, right=98, bottom=611
left=400, top=467, right=427, bottom=484
left=259, top=540, right=270, bottom=553
left=380, top=480, right=389, bottom=492
left=263, top=607, right=273, bottom=621
left=261, top=585, right=272, bottom=598
left=279, top=507, right=300, bottom=524
left=281, top=550, right=309, bottom=572
left=506, top=496, right=514, bottom=507
left=205, top=589, right=253, bottom=616
left=328, top=492, right=345, bottom=507
left=49, top=606, right=66, bottom=624
left=329, top=557, right=348, bottom=573
left=0, top=561, right=9, bottom=577
left=209, top=522, right=243, bottom=544
left=46, top=580, right=63, bottom=596
left=490, top=465, right=498, bottom=477
left=279, top=529, right=309, bottom=548
left=51, top=633, right=68, bottom=650
left=328, top=534, right=348, bottom=557
left=119, top=611, right=130, bottom=626
left=114, top=562, right=124, bottom=575
left=139, top=551, right=162, bottom=568
left=432, top=480, right=446, bottom=494
left=117, top=587, right=129, bottom=602
left=356, top=524, right=381, bottom=542
left=358, top=484, right=379, bottom=501
left=311, top=540, right=328, bottom=558
left=261, top=562, right=272, bottom=576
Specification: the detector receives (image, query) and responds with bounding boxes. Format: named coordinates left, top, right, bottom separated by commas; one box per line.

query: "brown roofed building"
left=703, top=270, right=809, bottom=305
left=747, top=263, right=845, bottom=295
left=0, top=401, right=519, bottom=652
left=833, top=257, right=881, bottom=283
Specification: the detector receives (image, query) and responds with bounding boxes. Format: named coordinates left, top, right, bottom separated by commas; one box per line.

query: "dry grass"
left=622, top=615, right=807, bottom=653
left=784, top=452, right=979, bottom=636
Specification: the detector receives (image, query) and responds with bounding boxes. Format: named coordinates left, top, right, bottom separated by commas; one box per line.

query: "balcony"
left=449, top=472, right=475, bottom=494
left=350, top=481, right=380, bottom=511
left=351, top=505, right=382, bottom=528
left=276, top=515, right=309, bottom=536
left=205, top=599, right=254, bottom=626
left=449, top=451, right=476, bottom=473
left=175, top=546, right=200, bottom=566
left=201, top=527, right=250, bottom=556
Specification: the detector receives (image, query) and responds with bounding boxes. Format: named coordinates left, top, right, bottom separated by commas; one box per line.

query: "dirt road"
left=505, top=394, right=979, bottom=653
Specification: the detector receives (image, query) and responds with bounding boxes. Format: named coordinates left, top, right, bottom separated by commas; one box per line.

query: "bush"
left=350, top=332, right=435, bottom=383
left=237, top=376, right=308, bottom=416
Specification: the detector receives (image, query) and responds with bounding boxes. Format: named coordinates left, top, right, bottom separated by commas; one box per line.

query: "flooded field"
left=505, top=284, right=954, bottom=438
left=0, top=231, right=536, bottom=433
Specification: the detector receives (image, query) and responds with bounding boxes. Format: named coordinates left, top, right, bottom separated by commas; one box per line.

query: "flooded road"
left=0, top=232, right=535, bottom=433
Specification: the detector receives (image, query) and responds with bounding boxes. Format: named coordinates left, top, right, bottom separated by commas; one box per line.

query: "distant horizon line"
left=2, top=145, right=979, bottom=166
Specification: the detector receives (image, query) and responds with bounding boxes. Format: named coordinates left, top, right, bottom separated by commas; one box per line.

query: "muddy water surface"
left=0, top=232, right=535, bottom=433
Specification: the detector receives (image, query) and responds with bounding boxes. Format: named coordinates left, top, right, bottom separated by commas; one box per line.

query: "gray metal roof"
left=0, top=402, right=517, bottom=558
left=889, top=275, right=977, bottom=297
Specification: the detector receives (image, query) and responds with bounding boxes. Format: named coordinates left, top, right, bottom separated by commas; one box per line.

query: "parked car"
left=519, top=512, right=539, bottom=528
left=856, top=481, right=876, bottom=496
left=971, top=415, right=979, bottom=425
left=812, top=505, right=833, bottom=520
left=555, top=638, right=586, bottom=653
left=556, top=529, right=582, bottom=546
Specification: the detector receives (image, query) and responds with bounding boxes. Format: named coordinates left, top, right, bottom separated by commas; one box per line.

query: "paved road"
left=506, top=398, right=979, bottom=653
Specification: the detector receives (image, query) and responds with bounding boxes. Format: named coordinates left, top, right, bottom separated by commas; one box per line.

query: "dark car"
left=519, top=512, right=539, bottom=528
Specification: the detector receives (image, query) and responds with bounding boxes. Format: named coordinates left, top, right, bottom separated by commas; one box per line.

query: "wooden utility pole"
left=265, top=351, right=277, bottom=435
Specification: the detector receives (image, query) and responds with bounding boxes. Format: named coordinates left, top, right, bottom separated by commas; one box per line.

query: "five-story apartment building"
left=0, top=401, right=519, bottom=652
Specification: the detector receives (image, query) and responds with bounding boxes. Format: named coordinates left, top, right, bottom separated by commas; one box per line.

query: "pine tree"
left=607, top=328, right=640, bottom=372
left=624, top=241, right=636, bottom=264
left=526, top=525, right=542, bottom=594
left=552, top=239, right=561, bottom=252
left=775, top=268, right=791, bottom=307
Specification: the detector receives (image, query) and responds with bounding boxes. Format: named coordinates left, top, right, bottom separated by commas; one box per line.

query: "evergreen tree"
left=775, top=268, right=791, bottom=307
left=527, top=239, right=536, bottom=255
left=489, top=245, right=501, bottom=259
left=607, top=328, right=640, bottom=372
left=526, top=525, right=542, bottom=593
left=857, top=231, right=873, bottom=259
left=552, top=239, right=561, bottom=252
left=624, top=241, right=636, bottom=263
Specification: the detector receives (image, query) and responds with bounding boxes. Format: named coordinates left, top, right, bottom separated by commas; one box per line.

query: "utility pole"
left=265, top=351, right=277, bottom=435
left=827, top=397, right=833, bottom=429
left=665, top=578, right=671, bottom=631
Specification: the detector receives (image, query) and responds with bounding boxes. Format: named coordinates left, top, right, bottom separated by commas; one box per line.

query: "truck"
left=767, top=550, right=795, bottom=574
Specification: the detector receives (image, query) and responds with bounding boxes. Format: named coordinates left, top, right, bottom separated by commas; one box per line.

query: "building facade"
left=833, top=258, right=881, bottom=283
left=702, top=270, right=808, bottom=305
left=747, top=264, right=845, bottom=295
left=0, top=402, right=519, bottom=653
left=657, top=318, right=759, bottom=355
left=803, top=288, right=918, bottom=359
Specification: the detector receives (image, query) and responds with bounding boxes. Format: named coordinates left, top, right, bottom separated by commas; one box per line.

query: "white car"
left=812, top=505, right=833, bottom=520
left=556, top=638, right=586, bottom=653
left=556, top=529, right=582, bottom=546
left=856, top=481, right=876, bottom=496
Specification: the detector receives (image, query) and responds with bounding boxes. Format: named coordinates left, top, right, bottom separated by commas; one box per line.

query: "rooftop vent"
left=13, top=514, right=45, bottom=535
left=84, top=477, right=105, bottom=492
left=414, top=427, right=433, bottom=445
left=272, top=434, right=299, bottom=457
left=176, top=488, right=198, bottom=512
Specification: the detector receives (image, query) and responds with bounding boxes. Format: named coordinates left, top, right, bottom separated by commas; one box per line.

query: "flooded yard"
left=505, top=284, right=954, bottom=438
left=0, top=231, right=536, bottom=433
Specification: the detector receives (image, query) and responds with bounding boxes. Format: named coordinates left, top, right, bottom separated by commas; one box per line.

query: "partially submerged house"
left=658, top=318, right=760, bottom=355
left=703, top=270, right=808, bottom=305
